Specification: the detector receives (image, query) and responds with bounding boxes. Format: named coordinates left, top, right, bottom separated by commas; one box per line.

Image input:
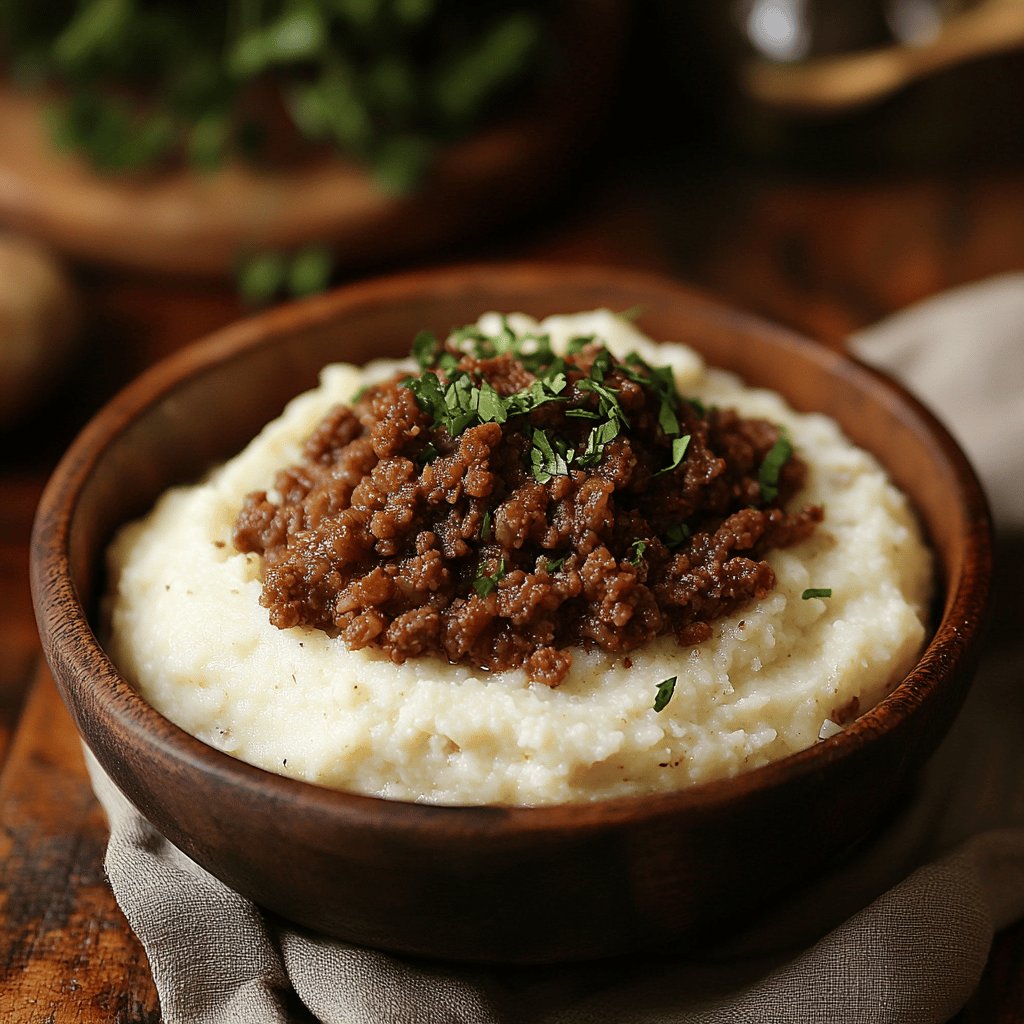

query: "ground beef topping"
left=233, top=320, right=823, bottom=685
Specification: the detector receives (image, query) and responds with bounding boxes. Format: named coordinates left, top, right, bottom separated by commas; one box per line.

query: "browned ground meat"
left=234, top=326, right=822, bottom=685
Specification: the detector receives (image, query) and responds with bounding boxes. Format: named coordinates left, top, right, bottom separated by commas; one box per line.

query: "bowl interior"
left=33, top=263, right=993, bottom=961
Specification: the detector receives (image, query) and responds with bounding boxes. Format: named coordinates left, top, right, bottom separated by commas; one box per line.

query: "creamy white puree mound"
left=106, top=311, right=933, bottom=806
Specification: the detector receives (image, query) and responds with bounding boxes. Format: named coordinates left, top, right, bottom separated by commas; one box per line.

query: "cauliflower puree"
left=106, top=311, right=933, bottom=805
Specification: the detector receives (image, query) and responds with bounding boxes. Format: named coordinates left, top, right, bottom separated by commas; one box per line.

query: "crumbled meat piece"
left=234, top=330, right=822, bottom=685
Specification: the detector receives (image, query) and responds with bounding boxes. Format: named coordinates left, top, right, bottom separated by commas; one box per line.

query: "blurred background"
left=2, top=1, right=1024, bottom=1017
left=4, top=1, right=1024, bottom=452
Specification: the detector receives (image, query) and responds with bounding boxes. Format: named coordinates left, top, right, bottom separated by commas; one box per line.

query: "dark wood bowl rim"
left=32, top=261, right=993, bottom=835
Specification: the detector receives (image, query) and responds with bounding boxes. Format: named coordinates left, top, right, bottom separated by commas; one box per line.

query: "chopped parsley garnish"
left=577, top=417, right=621, bottom=469
left=473, top=557, right=506, bottom=598
left=622, top=355, right=683, bottom=439
left=628, top=540, right=647, bottom=565
left=418, top=441, right=440, bottom=465
left=449, top=324, right=488, bottom=348
left=758, top=434, right=793, bottom=502
left=577, top=377, right=629, bottom=431
left=404, top=321, right=784, bottom=560
left=658, top=399, right=681, bottom=437
left=801, top=587, right=833, bottom=600
left=404, top=369, right=511, bottom=437
left=530, top=428, right=574, bottom=483
left=480, top=510, right=493, bottom=541
left=412, top=330, right=441, bottom=370
left=664, top=523, right=691, bottom=550
left=503, top=373, right=567, bottom=418
left=449, top=317, right=556, bottom=372
left=653, top=676, right=677, bottom=712
left=476, top=381, right=507, bottom=424
left=566, top=334, right=594, bottom=355
left=588, top=347, right=614, bottom=382
left=542, top=555, right=565, bottom=573
left=655, top=434, right=691, bottom=476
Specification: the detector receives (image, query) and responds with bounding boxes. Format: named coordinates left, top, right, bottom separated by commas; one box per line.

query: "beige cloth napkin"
left=87, top=276, right=1024, bottom=1024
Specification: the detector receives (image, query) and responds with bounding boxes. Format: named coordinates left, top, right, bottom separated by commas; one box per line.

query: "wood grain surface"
left=0, top=664, right=159, bottom=1022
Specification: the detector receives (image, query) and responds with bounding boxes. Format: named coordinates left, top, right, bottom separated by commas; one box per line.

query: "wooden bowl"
left=31, top=263, right=992, bottom=963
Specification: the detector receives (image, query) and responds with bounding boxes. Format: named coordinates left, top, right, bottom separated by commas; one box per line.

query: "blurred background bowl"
left=0, top=0, right=626, bottom=279
left=30, top=262, right=992, bottom=963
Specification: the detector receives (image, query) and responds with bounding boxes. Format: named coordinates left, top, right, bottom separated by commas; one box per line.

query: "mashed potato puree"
left=106, top=311, right=933, bottom=805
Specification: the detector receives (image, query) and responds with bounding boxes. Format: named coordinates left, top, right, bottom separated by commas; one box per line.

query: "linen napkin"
left=87, top=275, right=1024, bottom=1024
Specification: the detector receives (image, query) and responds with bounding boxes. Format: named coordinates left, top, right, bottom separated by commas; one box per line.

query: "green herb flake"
left=412, top=330, right=441, bottom=369
left=628, top=540, right=646, bottom=566
left=664, top=523, right=691, bottom=550
left=442, top=374, right=478, bottom=436
left=566, top=335, right=594, bottom=355
left=576, top=377, right=628, bottom=431
left=801, top=587, right=833, bottom=600
left=542, top=555, right=565, bottom=573
left=403, top=370, right=445, bottom=422
left=505, top=375, right=566, bottom=418
left=655, top=434, right=691, bottom=476
left=418, top=441, right=440, bottom=465
left=621, top=356, right=683, bottom=438
left=438, top=350, right=460, bottom=373
left=494, top=316, right=517, bottom=354
left=530, top=428, right=574, bottom=483
left=475, top=381, right=507, bottom=424
left=517, top=333, right=557, bottom=373
left=657, top=398, right=680, bottom=437
left=578, top=417, right=621, bottom=468
left=588, top=347, right=614, bottom=382
left=535, top=354, right=566, bottom=382
left=449, top=324, right=487, bottom=348
left=565, top=407, right=601, bottom=420
left=480, top=510, right=493, bottom=541
left=473, top=557, right=506, bottom=598
left=653, top=676, right=677, bottom=713
left=759, top=434, right=793, bottom=502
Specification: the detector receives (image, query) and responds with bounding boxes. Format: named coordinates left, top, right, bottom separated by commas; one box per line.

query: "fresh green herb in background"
left=4, top=0, right=551, bottom=188
left=237, top=244, right=333, bottom=305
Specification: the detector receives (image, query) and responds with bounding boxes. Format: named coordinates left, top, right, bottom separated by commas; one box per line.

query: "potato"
left=0, top=235, right=79, bottom=425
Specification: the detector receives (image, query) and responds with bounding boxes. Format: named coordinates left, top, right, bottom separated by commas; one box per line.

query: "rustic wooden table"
left=2, top=142, right=1023, bottom=1020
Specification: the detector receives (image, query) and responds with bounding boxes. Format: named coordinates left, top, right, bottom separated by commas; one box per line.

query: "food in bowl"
left=105, top=310, right=932, bottom=806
